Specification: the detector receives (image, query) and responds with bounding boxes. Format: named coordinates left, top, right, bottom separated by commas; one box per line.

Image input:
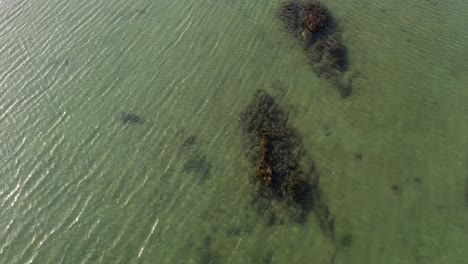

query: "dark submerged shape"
left=307, top=34, right=352, bottom=97
left=278, top=1, right=335, bottom=40
left=119, top=112, right=144, bottom=124
left=182, top=135, right=197, bottom=147
left=241, top=90, right=307, bottom=204
left=278, top=1, right=336, bottom=46
left=301, top=2, right=334, bottom=43
left=278, top=1, right=352, bottom=98
left=241, top=90, right=335, bottom=236
left=182, top=154, right=211, bottom=184
left=177, top=133, right=212, bottom=185
left=339, top=233, right=353, bottom=248
left=308, top=35, right=348, bottom=76
left=278, top=1, right=303, bottom=33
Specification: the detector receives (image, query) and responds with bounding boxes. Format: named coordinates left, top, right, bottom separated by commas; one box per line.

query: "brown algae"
left=240, top=90, right=335, bottom=240
left=278, top=1, right=354, bottom=97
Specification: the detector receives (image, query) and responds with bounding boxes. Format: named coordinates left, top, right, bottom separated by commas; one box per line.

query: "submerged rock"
left=241, top=90, right=335, bottom=235
left=301, top=2, right=335, bottom=44
left=241, top=90, right=306, bottom=202
left=278, top=1, right=354, bottom=97
left=278, top=1, right=336, bottom=46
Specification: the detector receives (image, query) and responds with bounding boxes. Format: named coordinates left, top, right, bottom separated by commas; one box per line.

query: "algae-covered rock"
left=240, top=90, right=309, bottom=222
left=278, top=1, right=354, bottom=97
left=241, top=90, right=335, bottom=234
left=241, top=91, right=306, bottom=199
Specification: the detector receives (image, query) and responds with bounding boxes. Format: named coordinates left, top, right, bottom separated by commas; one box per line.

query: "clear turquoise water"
left=1, top=0, right=467, bottom=263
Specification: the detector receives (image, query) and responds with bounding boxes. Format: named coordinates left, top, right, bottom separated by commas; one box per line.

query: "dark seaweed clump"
left=278, top=1, right=354, bottom=97
left=241, top=90, right=308, bottom=204
left=340, top=233, right=353, bottom=248
left=119, top=112, right=144, bottom=125
left=241, top=90, right=335, bottom=237
left=278, top=1, right=303, bottom=33
left=178, top=134, right=212, bottom=185
left=182, top=154, right=211, bottom=184
left=196, top=236, right=219, bottom=264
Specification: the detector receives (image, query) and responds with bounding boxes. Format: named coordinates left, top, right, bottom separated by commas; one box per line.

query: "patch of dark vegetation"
left=228, top=227, right=242, bottom=236
left=324, top=126, right=333, bottom=137
left=311, top=185, right=335, bottom=239
left=241, top=91, right=304, bottom=199
left=278, top=1, right=336, bottom=40
left=228, top=224, right=253, bottom=236
left=182, top=153, right=211, bottom=184
left=262, top=252, right=275, bottom=264
left=176, top=132, right=213, bottom=184
left=241, top=90, right=307, bottom=218
left=196, top=236, right=219, bottom=264
left=339, top=233, right=353, bottom=248
left=390, top=184, right=402, bottom=195
left=119, top=112, right=144, bottom=125
left=182, top=135, right=198, bottom=147
left=278, top=1, right=303, bottom=33
left=307, top=34, right=352, bottom=97
left=278, top=1, right=356, bottom=98
left=240, top=90, right=335, bottom=240
left=308, top=35, right=348, bottom=73
left=414, top=177, right=422, bottom=186
left=301, top=1, right=336, bottom=44
left=353, top=152, right=363, bottom=160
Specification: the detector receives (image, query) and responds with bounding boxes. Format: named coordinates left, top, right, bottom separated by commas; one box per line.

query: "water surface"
left=0, top=0, right=467, bottom=263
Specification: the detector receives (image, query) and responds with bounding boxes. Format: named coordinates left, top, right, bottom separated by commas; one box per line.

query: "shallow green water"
left=1, top=0, right=467, bottom=263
